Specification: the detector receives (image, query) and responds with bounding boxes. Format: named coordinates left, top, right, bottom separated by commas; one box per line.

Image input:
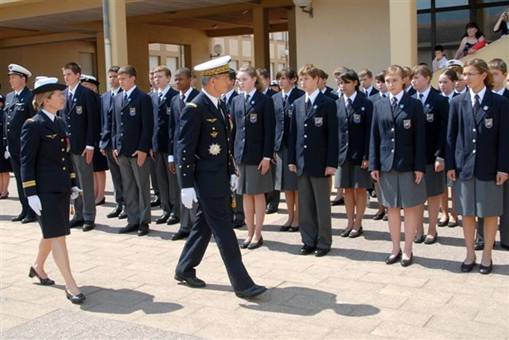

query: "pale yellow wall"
left=295, top=0, right=390, bottom=87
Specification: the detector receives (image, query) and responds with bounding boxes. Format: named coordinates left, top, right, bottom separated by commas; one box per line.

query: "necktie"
left=391, top=97, right=398, bottom=114
left=419, top=93, right=425, bottom=106
left=158, top=92, right=164, bottom=104
left=14, top=93, right=20, bottom=102
left=123, top=93, right=129, bottom=106
left=66, top=92, right=73, bottom=111
left=346, top=98, right=354, bottom=116
left=382, top=93, right=387, bottom=98
left=473, top=94, right=481, bottom=118
left=283, top=94, right=289, bottom=111
left=305, top=98, right=311, bottom=113
left=244, top=94, right=250, bottom=112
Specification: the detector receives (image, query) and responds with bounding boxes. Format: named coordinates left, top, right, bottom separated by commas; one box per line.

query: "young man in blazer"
left=61, top=62, right=99, bottom=231
left=359, top=69, right=379, bottom=97
left=288, top=64, right=338, bottom=257
left=112, top=66, right=154, bottom=236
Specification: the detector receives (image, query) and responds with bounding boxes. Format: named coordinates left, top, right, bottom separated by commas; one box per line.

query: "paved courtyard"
left=1, top=176, right=508, bottom=339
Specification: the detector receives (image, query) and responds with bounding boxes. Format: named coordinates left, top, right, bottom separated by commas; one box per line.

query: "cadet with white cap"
left=174, top=55, right=266, bottom=299
left=3, top=63, right=37, bottom=223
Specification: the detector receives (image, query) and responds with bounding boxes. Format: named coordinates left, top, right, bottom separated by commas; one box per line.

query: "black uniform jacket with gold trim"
left=20, top=112, right=76, bottom=196
left=3, top=87, right=35, bottom=155
left=176, top=92, right=235, bottom=198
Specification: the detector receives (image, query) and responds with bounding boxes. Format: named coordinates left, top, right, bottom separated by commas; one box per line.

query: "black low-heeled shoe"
left=340, top=227, right=353, bottom=237
left=348, top=227, right=363, bottom=238
left=29, top=266, right=55, bottom=286
left=479, top=261, right=493, bottom=275
left=414, top=234, right=426, bottom=244
left=65, top=289, right=86, bottom=304
left=288, top=226, right=299, bottom=232
left=240, top=240, right=251, bottom=249
left=460, top=260, right=476, bottom=273
left=424, top=233, right=437, bottom=245
left=247, top=238, right=263, bottom=250
left=401, top=253, right=413, bottom=267
left=385, top=250, right=402, bottom=265
left=280, top=225, right=291, bottom=232
left=437, top=218, right=449, bottom=227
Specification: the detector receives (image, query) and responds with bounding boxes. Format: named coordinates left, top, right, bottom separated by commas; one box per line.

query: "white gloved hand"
left=28, top=195, right=42, bottom=216
left=4, top=150, right=10, bottom=159
left=181, top=187, right=198, bottom=209
left=70, top=186, right=82, bottom=200
left=230, top=174, right=239, bottom=192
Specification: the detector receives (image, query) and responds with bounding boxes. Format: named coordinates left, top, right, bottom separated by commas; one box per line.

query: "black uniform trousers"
left=176, top=194, right=254, bottom=292
left=10, top=153, right=35, bottom=218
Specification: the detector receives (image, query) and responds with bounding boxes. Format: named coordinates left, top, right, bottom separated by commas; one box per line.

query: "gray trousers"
left=71, top=153, right=96, bottom=222
left=176, top=167, right=197, bottom=233
left=154, top=153, right=179, bottom=216
left=118, top=155, right=151, bottom=226
left=477, top=181, right=509, bottom=246
left=298, top=174, right=332, bottom=250
left=105, top=148, right=124, bottom=206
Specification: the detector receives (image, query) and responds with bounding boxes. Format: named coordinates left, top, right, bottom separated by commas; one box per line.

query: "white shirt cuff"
left=436, top=157, right=444, bottom=162
left=85, top=145, right=95, bottom=150
left=263, top=157, right=271, bottom=161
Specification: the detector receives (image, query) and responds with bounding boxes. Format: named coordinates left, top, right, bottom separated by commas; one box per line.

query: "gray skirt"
left=424, top=164, right=446, bottom=197
left=335, top=161, right=371, bottom=189
left=238, top=163, right=274, bottom=195
left=379, top=170, right=427, bottom=208
left=454, top=178, right=503, bottom=217
left=274, top=147, right=298, bottom=192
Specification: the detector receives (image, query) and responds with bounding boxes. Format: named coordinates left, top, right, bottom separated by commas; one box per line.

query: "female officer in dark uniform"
left=21, top=77, right=85, bottom=303
left=447, top=59, right=509, bottom=274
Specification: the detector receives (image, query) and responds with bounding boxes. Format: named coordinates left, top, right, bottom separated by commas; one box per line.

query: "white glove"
left=181, top=187, right=197, bottom=209
left=168, top=155, right=174, bottom=163
left=70, top=186, right=82, bottom=200
left=28, top=195, right=42, bottom=216
left=230, top=174, right=239, bottom=192
left=4, top=150, right=10, bottom=159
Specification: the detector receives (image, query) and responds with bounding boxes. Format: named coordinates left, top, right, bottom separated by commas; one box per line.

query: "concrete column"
left=108, top=0, right=128, bottom=67
left=288, top=6, right=297, bottom=71
left=389, top=0, right=417, bottom=66
left=252, top=6, right=269, bottom=70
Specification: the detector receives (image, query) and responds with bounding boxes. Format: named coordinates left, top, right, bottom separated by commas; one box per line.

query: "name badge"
left=249, top=112, right=257, bottom=123
left=314, top=117, right=323, bottom=127
left=426, top=113, right=434, bottom=122
left=76, top=106, right=83, bottom=115
left=485, top=118, right=493, bottom=129
left=129, top=107, right=136, bottom=116
left=353, top=113, right=361, bottom=124
left=403, top=119, right=412, bottom=129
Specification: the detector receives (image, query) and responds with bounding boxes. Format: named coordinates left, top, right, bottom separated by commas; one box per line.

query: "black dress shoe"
left=401, top=253, right=413, bottom=267
left=414, top=234, right=426, bottom=244
left=424, top=233, right=437, bottom=245
left=315, top=248, right=330, bottom=257
left=137, top=223, right=149, bottom=236
left=95, top=197, right=105, bottom=206
left=448, top=220, right=459, bottom=228
left=118, top=210, right=128, bottom=219
left=382, top=214, right=388, bottom=221
left=107, top=206, right=123, bottom=218
left=500, top=244, right=509, bottom=251
left=247, top=238, right=263, bottom=250
left=82, top=221, right=95, bottom=232
left=235, top=284, right=267, bottom=299
left=69, top=217, right=84, bottom=229
left=340, top=227, right=353, bottom=237
left=437, top=218, right=449, bottom=227
left=21, top=216, right=37, bottom=224
left=372, top=210, right=386, bottom=221
left=166, top=214, right=180, bottom=225
left=240, top=240, right=251, bottom=249
left=174, top=272, right=206, bottom=288
left=300, top=245, right=316, bottom=255
left=280, top=225, right=291, bottom=232
left=150, top=197, right=161, bottom=207
left=288, top=226, right=299, bottom=232
left=65, top=289, right=86, bottom=304
left=29, top=266, right=55, bottom=285
left=265, top=205, right=278, bottom=214
left=118, top=224, right=139, bottom=234
left=385, top=250, right=402, bottom=265
left=155, top=212, right=170, bottom=224
left=331, top=197, right=344, bottom=206
left=349, top=227, right=363, bottom=238
left=460, top=260, right=476, bottom=272
left=479, top=261, right=493, bottom=275
left=11, top=213, right=25, bottom=222
left=171, top=231, right=189, bottom=241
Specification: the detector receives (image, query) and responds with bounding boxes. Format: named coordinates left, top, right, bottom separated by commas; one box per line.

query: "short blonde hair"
left=32, top=91, right=54, bottom=111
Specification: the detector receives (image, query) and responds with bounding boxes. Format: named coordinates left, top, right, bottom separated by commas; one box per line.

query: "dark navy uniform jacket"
left=263, top=88, right=277, bottom=97
left=413, top=87, right=449, bottom=164
left=446, top=90, right=509, bottom=181
left=369, top=92, right=426, bottom=173
left=99, top=88, right=122, bottom=150
left=20, top=112, right=76, bottom=196
left=150, top=87, right=178, bottom=154
left=323, top=86, right=339, bottom=100
left=273, top=87, right=305, bottom=152
left=3, top=87, right=35, bottom=155
left=168, top=88, right=200, bottom=162
left=288, top=92, right=338, bottom=177
left=362, top=87, right=379, bottom=97
left=176, top=92, right=235, bottom=198
left=111, top=86, right=154, bottom=157
left=231, top=91, right=275, bottom=165
left=337, top=91, right=373, bottom=166
left=60, top=84, right=99, bottom=155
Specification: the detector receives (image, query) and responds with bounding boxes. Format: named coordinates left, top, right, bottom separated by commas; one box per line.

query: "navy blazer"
left=288, top=92, right=338, bottom=177
left=231, top=91, right=275, bottom=165
left=60, top=84, right=100, bottom=155
left=337, top=92, right=373, bottom=166
left=112, top=87, right=154, bottom=157
left=369, top=92, right=426, bottom=173
left=3, top=87, right=35, bottom=155
left=273, top=87, right=305, bottom=152
left=99, top=88, right=122, bottom=150
left=499, top=88, right=509, bottom=101
left=150, top=87, right=178, bottom=154
left=168, top=88, right=200, bottom=161
left=362, top=87, right=379, bottom=97
left=446, top=90, right=509, bottom=181
left=368, top=92, right=388, bottom=104
left=413, top=88, right=449, bottom=164
left=323, top=86, right=339, bottom=100
left=176, top=92, right=235, bottom=198
left=263, top=88, right=277, bottom=97
left=20, top=112, right=76, bottom=196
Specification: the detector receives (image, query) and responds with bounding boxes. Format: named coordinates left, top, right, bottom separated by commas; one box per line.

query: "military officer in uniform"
left=3, top=64, right=37, bottom=223
left=174, top=56, right=266, bottom=299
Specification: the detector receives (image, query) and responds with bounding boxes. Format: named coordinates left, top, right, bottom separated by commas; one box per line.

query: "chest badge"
left=166, top=107, right=171, bottom=115
left=485, top=118, right=493, bottom=129
left=76, top=106, right=83, bottom=115
left=403, top=119, right=412, bottom=129
left=426, top=113, right=434, bottom=122
left=129, top=107, right=136, bottom=116
left=314, top=117, right=323, bottom=127
left=209, top=143, right=221, bottom=156
left=249, top=113, right=257, bottom=123
left=353, top=113, right=361, bottom=124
